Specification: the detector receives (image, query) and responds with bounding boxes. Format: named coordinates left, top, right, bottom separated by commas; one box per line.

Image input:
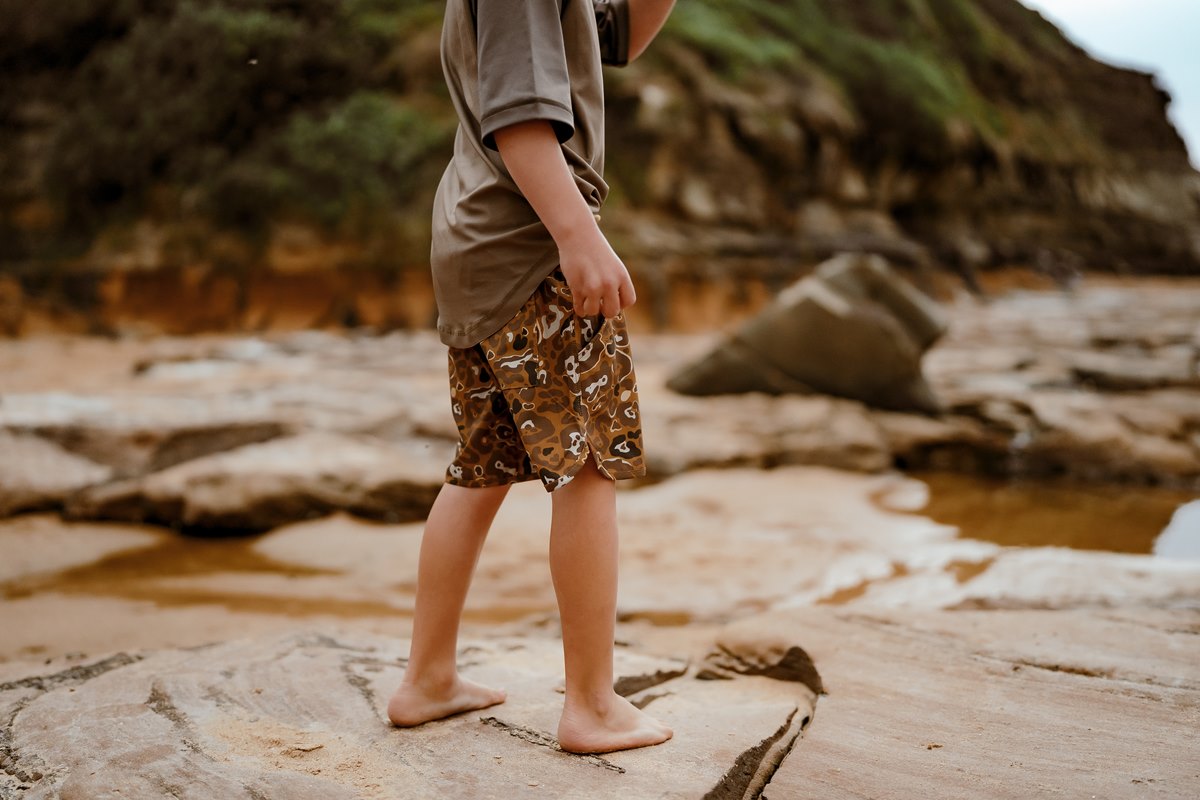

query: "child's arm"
left=493, top=120, right=636, bottom=319
left=624, top=0, right=676, bottom=62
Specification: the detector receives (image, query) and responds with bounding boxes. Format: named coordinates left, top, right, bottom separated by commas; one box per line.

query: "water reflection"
left=1154, top=500, right=1200, bottom=561
left=909, top=471, right=1198, bottom=558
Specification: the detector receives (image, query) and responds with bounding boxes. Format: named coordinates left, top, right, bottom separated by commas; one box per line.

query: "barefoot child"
left=386, top=0, right=676, bottom=754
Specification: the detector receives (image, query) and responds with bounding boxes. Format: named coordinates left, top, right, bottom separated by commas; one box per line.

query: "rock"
left=638, top=386, right=892, bottom=477
left=0, top=514, right=160, bottom=584
left=1023, top=393, right=1200, bottom=484
left=749, top=607, right=1200, bottom=799
left=3, top=454, right=1199, bottom=799
left=667, top=253, right=946, bottom=413
left=796, top=542, right=1200, bottom=611
left=0, top=432, right=112, bottom=516
left=64, top=432, right=451, bottom=532
left=612, top=467, right=952, bottom=623
left=0, top=393, right=289, bottom=475
left=0, top=629, right=816, bottom=800
left=955, top=548, right=1200, bottom=609
left=1068, top=349, right=1199, bottom=390
left=871, top=411, right=1006, bottom=472
left=5, top=278, right=1200, bottom=502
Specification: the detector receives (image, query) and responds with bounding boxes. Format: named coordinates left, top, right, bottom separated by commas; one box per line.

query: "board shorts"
left=445, top=266, right=647, bottom=492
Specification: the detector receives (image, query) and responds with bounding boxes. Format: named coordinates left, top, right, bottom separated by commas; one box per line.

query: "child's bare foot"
left=557, top=692, right=673, bottom=754
left=387, top=675, right=506, bottom=727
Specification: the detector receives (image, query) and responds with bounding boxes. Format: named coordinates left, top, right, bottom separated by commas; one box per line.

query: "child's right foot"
left=387, top=676, right=506, bottom=727
left=557, top=692, right=673, bottom=754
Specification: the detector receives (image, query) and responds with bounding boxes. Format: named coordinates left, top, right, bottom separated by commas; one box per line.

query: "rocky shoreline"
left=3, top=276, right=1199, bottom=533
left=2, top=275, right=1199, bottom=798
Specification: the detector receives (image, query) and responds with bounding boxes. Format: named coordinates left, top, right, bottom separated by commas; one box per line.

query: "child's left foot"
left=557, top=692, right=673, bottom=754
left=387, top=676, right=506, bottom=727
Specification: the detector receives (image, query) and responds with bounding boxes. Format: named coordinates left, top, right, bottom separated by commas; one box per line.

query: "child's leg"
left=550, top=457, right=673, bottom=753
left=387, top=481, right=510, bottom=726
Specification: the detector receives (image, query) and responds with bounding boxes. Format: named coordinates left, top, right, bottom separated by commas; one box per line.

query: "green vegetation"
left=658, top=0, right=1051, bottom=155
left=4, top=0, right=451, bottom=253
left=0, top=0, right=1155, bottom=269
left=204, top=91, right=453, bottom=233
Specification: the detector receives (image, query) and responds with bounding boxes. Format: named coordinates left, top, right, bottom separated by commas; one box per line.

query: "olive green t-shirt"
left=430, top=0, right=631, bottom=348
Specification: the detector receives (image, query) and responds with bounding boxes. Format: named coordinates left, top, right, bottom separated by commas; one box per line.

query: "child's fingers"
left=601, top=287, right=621, bottom=317
left=619, top=274, right=637, bottom=308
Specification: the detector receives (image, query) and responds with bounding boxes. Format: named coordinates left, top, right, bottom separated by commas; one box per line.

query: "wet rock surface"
left=3, top=462, right=1198, bottom=797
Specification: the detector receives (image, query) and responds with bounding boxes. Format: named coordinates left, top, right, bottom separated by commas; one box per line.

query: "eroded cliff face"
left=600, top=0, right=1200, bottom=284
left=1, top=0, right=1197, bottom=334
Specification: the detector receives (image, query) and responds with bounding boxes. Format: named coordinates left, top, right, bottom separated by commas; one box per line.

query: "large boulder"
left=667, top=253, right=947, bottom=413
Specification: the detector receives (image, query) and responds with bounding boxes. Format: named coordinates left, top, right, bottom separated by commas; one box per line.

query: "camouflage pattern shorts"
left=445, top=266, right=647, bottom=492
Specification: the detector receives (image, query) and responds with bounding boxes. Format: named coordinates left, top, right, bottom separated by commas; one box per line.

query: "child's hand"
left=557, top=224, right=637, bottom=318
left=492, top=119, right=638, bottom=319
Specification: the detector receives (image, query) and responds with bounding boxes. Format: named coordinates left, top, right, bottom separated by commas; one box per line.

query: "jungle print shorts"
left=445, top=266, right=647, bottom=492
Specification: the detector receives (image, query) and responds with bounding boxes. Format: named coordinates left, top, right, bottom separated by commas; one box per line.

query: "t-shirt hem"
left=437, top=248, right=563, bottom=349
left=480, top=100, right=575, bottom=152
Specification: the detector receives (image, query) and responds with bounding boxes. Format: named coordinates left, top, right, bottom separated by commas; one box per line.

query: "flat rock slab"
left=637, top=385, right=894, bottom=476
left=0, top=393, right=289, bottom=476
left=64, top=432, right=452, bottom=532
left=0, top=630, right=815, bottom=800
left=749, top=607, right=1200, bottom=799
left=0, top=432, right=112, bottom=516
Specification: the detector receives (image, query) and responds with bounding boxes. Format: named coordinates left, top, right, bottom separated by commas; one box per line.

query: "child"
left=387, top=0, right=677, bottom=754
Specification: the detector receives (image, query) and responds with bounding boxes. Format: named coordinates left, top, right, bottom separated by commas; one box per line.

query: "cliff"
left=1, top=0, right=1198, bottom=333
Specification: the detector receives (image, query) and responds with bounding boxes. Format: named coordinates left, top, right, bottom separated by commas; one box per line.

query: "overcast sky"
left=1020, top=0, right=1199, bottom=169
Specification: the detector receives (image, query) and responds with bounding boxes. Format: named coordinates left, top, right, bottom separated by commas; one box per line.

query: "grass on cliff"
left=662, top=0, right=1064, bottom=155
left=34, top=0, right=451, bottom=244
left=2, top=0, right=1114, bottom=269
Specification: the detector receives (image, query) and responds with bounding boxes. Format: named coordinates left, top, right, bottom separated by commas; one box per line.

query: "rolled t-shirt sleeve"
left=476, top=0, right=576, bottom=151
left=594, top=0, right=631, bottom=67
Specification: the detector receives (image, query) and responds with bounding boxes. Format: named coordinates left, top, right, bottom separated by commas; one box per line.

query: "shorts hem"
left=444, top=471, right=539, bottom=490
left=543, top=441, right=647, bottom=493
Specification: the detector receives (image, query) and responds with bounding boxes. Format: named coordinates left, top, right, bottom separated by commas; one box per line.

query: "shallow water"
left=910, top=471, right=1199, bottom=559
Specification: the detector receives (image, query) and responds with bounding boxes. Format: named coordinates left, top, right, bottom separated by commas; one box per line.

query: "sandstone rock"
left=1023, top=393, right=1200, bottom=484
left=667, top=253, right=946, bottom=413
left=1068, top=349, right=1199, bottom=390
left=5, top=279, right=1200, bottom=506
left=0, top=432, right=112, bottom=516
left=796, top=542, right=1200, bottom=611
left=0, top=393, right=288, bottom=475
left=751, top=607, right=1200, bottom=799
left=871, top=411, right=1006, bottom=472
left=0, top=513, right=160, bottom=584
left=638, top=386, right=892, bottom=477
left=0, top=629, right=816, bottom=800
left=64, top=432, right=451, bottom=532
left=612, top=467, right=952, bottom=623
